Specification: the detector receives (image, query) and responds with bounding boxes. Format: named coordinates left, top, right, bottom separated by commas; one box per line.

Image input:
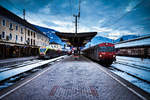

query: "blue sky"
left=0, top=0, right=150, bottom=39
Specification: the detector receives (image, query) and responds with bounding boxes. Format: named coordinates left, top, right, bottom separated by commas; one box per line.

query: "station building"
left=0, top=6, right=49, bottom=59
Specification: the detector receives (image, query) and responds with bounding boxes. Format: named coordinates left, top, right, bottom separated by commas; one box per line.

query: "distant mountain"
left=85, top=36, right=113, bottom=48
left=34, top=25, right=65, bottom=46
left=114, top=35, right=139, bottom=43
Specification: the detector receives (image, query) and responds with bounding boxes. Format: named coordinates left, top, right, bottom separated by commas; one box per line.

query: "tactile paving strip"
left=49, top=85, right=99, bottom=97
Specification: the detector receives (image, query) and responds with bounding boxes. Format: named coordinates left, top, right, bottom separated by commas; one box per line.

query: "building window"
left=21, top=27, right=23, bottom=33
left=2, top=32, right=5, bottom=38
left=9, top=23, right=13, bottom=29
left=33, top=40, right=35, bottom=45
left=34, top=32, right=35, bottom=38
left=21, top=36, right=23, bottom=42
left=16, top=35, right=18, bottom=41
left=31, top=39, right=32, bottom=45
left=16, top=25, right=18, bottom=30
left=28, top=30, right=30, bottom=36
left=27, top=38, right=30, bottom=44
left=9, top=33, right=12, bottom=40
left=2, top=19, right=5, bottom=26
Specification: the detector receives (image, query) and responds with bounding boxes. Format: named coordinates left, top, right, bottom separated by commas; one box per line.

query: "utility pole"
left=23, top=9, right=25, bottom=20
left=73, top=15, right=78, bottom=34
left=73, top=0, right=80, bottom=34
left=72, top=0, right=81, bottom=54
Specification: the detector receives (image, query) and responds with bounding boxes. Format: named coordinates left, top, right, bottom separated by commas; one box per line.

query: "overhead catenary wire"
left=102, top=0, right=145, bottom=30
left=69, top=0, right=73, bottom=16
left=78, top=0, right=81, bottom=32
left=69, top=0, right=74, bottom=32
left=3, top=0, right=44, bottom=23
left=2, top=0, right=30, bottom=20
left=0, top=0, right=22, bottom=16
left=6, top=0, right=22, bottom=12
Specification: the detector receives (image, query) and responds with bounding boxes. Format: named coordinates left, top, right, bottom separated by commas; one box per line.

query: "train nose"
left=40, top=53, right=45, bottom=56
left=100, top=53, right=115, bottom=58
left=40, top=52, right=44, bottom=55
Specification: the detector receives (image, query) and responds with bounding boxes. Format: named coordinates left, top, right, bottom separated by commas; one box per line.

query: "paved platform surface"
left=0, top=56, right=145, bottom=100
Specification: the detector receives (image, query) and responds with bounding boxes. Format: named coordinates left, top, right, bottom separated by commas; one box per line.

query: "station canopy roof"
left=55, top=32, right=97, bottom=47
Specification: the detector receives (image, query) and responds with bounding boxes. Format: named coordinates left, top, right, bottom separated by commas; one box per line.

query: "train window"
left=46, top=50, right=51, bottom=54
left=74, top=50, right=78, bottom=56
left=40, top=48, right=46, bottom=53
left=99, top=46, right=115, bottom=52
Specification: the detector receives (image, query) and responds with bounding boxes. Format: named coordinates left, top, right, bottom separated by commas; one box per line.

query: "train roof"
left=49, top=42, right=61, bottom=45
left=82, top=42, right=114, bottom=51
left=99, top=43, right=114, bottom=47
left=40, top=44, right=62, bottom=50
left=115, top=35, right=150, bottom=48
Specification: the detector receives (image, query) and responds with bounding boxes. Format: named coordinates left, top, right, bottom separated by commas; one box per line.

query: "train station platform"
left=0, top=56, right=149, bottom=100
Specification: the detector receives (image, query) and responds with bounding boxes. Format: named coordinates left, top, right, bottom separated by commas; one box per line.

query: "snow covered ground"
left=116, top=56, right=150, bottom=68
left=111, top=56, right=150, bottom=93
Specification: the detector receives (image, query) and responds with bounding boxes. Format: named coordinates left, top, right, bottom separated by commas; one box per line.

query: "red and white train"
left=82, top=43, right=116, bottom=65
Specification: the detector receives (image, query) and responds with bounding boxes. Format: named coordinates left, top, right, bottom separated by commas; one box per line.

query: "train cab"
left=82, top=43, right=116, bottom=65
left=39, top=46, right=47, bottom=59
left=98, top=43, right=116, bottom=62
left=72, top=47, right=80, bottom=59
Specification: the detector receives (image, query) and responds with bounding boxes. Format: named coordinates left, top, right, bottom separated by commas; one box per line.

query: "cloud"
left=107, top=36, right=118, bottom=40
left=27, top=14, right=74, bottom=32
left=109, top=32, right=121, bottom=36
left=90, top=25, right=137, bottom=39
left=98, top=19, right=106, bottom=25
left=50, top=21, right=74, bottom=32
left=25, top=4, right=74, bottom=32
left=39, top=4, right=51, bottom=14
left=51, top=20, right=72, bottom=26
left=7, top=0, right=148, bottom=40
left=61, top=2, right=69, bottom=8
left=27, top=7, right=138, bottom=40
left=50, top=26, right=73, bottom=32
left=125, top=0, right=140, bottom=12
left=78, top=26, right=91, bottom=32
left=108, top=30, right=137, bottom=39
left=126, top=3, right=134, bottom=12
left=91, top=26, right=113, bottom=32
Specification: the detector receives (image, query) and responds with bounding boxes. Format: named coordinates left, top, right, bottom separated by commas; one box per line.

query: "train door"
left=96, top=46, right=99, bottom=60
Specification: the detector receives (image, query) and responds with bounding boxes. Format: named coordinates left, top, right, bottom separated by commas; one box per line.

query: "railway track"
left=116, top=56, right=150, bottom=69
left=0, top=60, right=43, bottom=73
left=110, top=60, right=150, bottom=93
left=0, top=56, right=66, bottom=90
left=114, top=61, right=150, bottom=72
left=110, top=64, right=150, bottom=84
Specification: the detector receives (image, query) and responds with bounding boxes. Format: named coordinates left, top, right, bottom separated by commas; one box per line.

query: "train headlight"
left=99, top=54, right=102, bottom=57
left=113, top=55, right=116, bottom=57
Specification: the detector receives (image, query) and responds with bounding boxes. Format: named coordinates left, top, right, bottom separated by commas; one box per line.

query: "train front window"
left=99, top=46, right=115, bottom=52
left=74, top=50, right=78, bottom=56
left=40, top=48, right=46, bottom=53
